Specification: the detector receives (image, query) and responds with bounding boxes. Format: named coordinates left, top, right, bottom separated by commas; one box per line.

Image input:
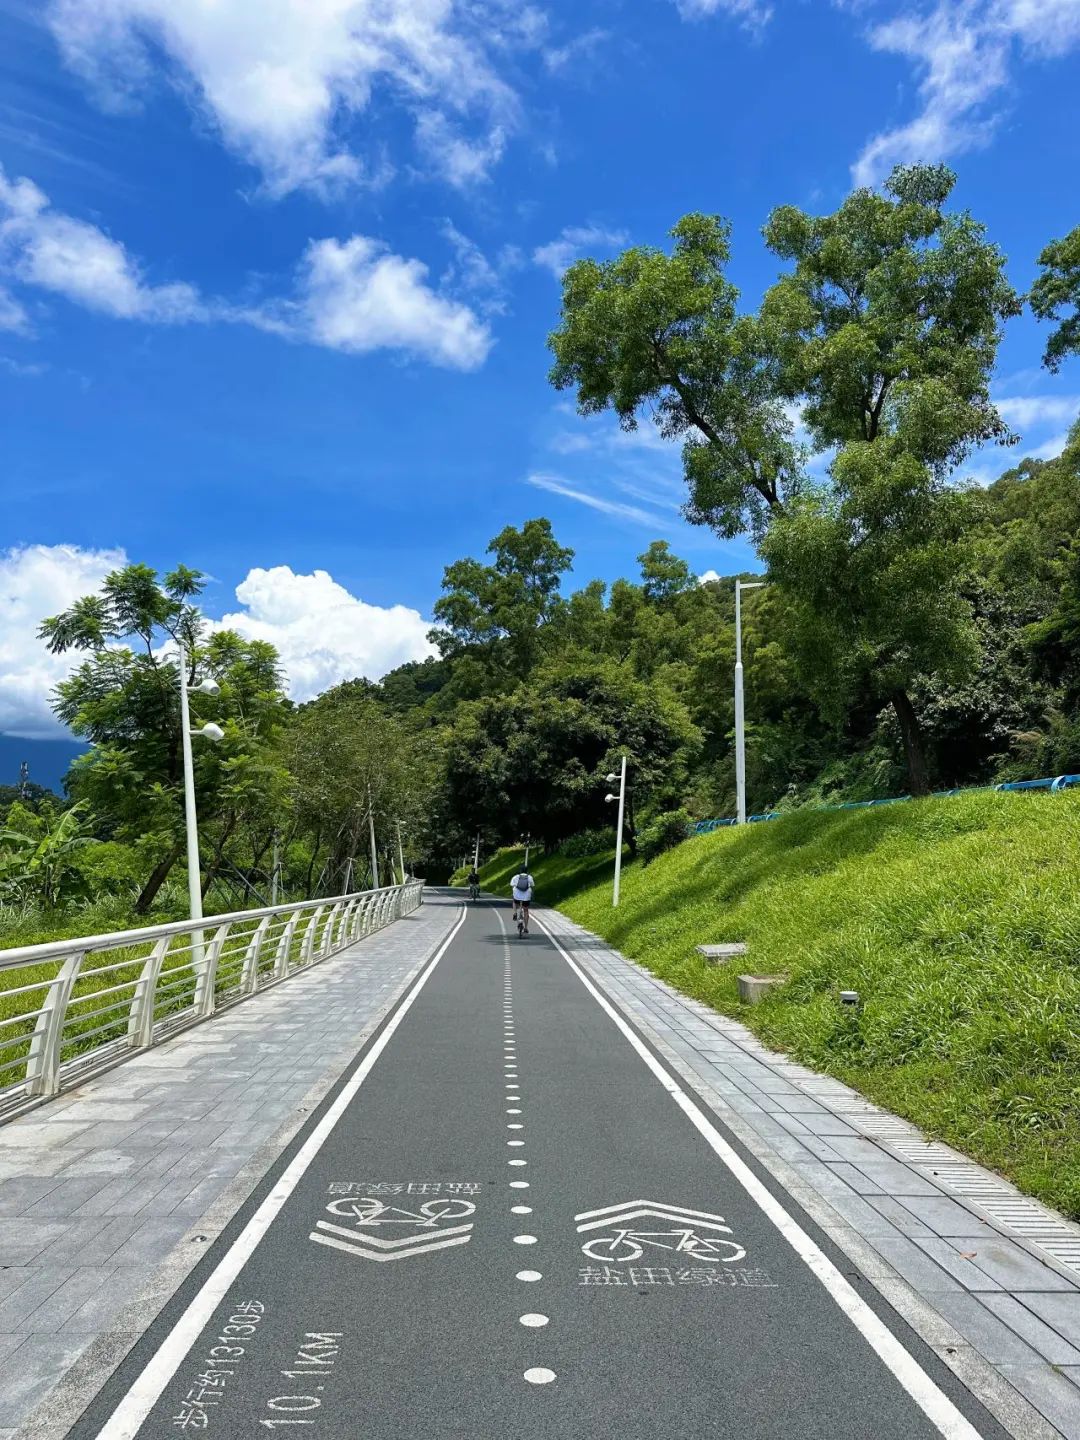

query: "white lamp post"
left=177, top=639, right=222, bottom=954
left=735, top=580, right=766, bottom=825
left=604, top=754, right=628, bottom=908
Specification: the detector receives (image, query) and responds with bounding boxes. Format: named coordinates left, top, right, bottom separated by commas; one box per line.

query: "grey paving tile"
left=53, top=1148, right=141, bottom=1179
left=928, top=1291, right=1050, bottom=1366
left=59, top=1268, right=146, bottom=1334
left=22, top=1177, right=111, bottom=1217
left=998, top=1363, right=1080, bottom=1439
left=1020, top=1292, right=1080, bottom=1346
left=954, top=1237, right=1079, bottom=1293
left=0, top=1333, right=90, bottom=1424
left=34, top=1216, right=139, bottom=1267
left=0, top=1123, right=90, bottom=1149
left=914, top=1237, right=1007, bottom=1291
left=823, top=1163, right=885, bottom=1196
left=854, top=1161, right=941, bottom=1197
left=0, top=1334, right=26, bottom=1361
left=0, top=1267, right=73, bottom=1329
left=895, top=1194, right=994, bottom=1237
left=0, top=1220, right=70, bottom=1266
left=11, top=1266, right=116, bottom=1335
left=798, top=1113, right=858, bottom=1137
left=982, top=1293, right=1080, bottom=1365
left=864, top=1195, right=935, bottom=1238
left=864, top=1233, right=966, bottom=1294
left=0, top=1178, right=62, bottom=1215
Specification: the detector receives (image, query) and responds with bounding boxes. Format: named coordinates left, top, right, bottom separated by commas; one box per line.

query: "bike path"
left=68, top=898, right=1008, bottom=1439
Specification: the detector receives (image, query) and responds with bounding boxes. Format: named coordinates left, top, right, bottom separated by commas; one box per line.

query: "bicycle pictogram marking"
left=310, top=1192, right=477, bottom=1264
left=574, top=1200, right=747, bottom=1266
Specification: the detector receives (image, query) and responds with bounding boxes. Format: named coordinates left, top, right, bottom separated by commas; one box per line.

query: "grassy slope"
left=480, top=791, right=1080, bottom=1219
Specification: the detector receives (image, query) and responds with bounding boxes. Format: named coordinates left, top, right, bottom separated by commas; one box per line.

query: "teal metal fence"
left=692, top=774, right=1080, bottom=835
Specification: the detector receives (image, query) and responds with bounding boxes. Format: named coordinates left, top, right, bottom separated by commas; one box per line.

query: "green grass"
left=479, top=791, right=1080, bottom=1219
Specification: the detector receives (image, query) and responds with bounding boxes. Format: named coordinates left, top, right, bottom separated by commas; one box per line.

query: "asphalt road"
left=68, top=894, right=1009, bottom=1440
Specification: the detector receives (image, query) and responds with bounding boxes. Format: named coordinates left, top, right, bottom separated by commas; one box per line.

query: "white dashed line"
left=513, top=1234, right=538, bottom=1245
left=510, top=1180, right=529, bottom=1189
left=519, top=1314, right=549, bottom=1328
left=511, top=1205, right=532, bottom=1214
left=524, top=1368, right=556, bottom=1385
left=516, top=1269, right=542, bottom=1281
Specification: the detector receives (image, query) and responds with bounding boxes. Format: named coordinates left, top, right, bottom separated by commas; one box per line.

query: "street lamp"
left=604, top=754, right=627, bottom=908
left=735, top=580, right=766, bottom=825
left=177, top=639, right=222, bottom=946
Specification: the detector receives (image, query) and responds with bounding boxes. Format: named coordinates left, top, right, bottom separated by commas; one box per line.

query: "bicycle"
left=469, top=882, right=480, bottom=901
left=580, top=1225, right=745, bottom=1265
left=325, top=1196, right=476, bottom=1227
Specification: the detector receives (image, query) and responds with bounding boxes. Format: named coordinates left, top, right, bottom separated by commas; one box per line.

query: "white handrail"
left=0, top=880, right=424, bottom=1118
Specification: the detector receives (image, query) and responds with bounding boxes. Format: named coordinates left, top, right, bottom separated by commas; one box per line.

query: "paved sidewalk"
left=0, top=896, right=459, bottom=1439
left=540, top=908, right=1080, bottom=1440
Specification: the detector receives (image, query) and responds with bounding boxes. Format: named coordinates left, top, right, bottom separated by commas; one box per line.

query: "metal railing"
left=0, top=880, right=424, bottom=1120
left=693, top=773, right=1080, bottom=833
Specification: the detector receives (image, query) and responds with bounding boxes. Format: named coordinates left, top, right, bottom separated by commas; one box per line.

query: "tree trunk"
left=891, top=689, right=931, bottom=797
left=134, top=842, right=183, bottom=914
left=625, top=791, right=638, bottom=859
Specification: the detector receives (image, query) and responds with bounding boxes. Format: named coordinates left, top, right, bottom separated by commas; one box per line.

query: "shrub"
left=638, top=809, right=692, bottom=864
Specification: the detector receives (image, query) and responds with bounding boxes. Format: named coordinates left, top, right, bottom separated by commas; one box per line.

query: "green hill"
left=476, top=790, right=1080, bottom=1219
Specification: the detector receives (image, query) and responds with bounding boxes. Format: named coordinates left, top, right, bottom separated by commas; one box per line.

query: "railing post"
left=274, top=910, right=301, bottom=979
left=128, top=937, right=170, bottom=1048
left=195, top=923, right=230, bottom=1019
left=300, top=907, right=324, bottom=966
left=321, top=903, right=341, bottom=958
left=241, top=916, right=271, bottom=994
left=26, top=950, right=84, bottom=1096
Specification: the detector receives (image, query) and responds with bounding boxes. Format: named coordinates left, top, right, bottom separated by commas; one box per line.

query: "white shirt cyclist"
left=511, top=873, right=534, bottom=902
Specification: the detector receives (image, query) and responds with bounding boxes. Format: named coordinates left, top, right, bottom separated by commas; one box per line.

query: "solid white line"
left=93, top=904, right=468, bottom=1440
left=532, top=913, right=984, bottom=1440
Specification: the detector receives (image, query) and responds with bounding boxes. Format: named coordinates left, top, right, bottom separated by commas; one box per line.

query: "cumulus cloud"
left=698, top=569, right=722, bottom=584
left=852, top=0, right=1080, bottom=185
left=533, top=224, right=628, bottom=279
left=219, top=566, right=435, bottom=701
left=0, top=166, right=204, bottom=323
left=270, top=235, right=493, bottom=369
left=0, top=545, right=438, bottom=738
left=0, top=164, right=491, bottom=370
left=0, top=543, right=126, bottom=740
left=542, top=27, right=610, bottom=72
left=47, top=0, right=535, bottom=195
left=995, top=394, right=1080, bottom=430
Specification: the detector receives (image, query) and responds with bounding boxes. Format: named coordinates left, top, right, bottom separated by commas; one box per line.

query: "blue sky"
left=1, top=0, right=1079, bottom=783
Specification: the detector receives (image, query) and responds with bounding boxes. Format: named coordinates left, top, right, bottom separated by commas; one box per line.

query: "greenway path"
left=3, top=894, right=1080, bottom=1439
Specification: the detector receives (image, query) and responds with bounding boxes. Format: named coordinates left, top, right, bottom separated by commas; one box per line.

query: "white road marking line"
left=508, top=1140, right=525, bottom=1147
left=533, top=914, right=985, bottom=1440
left=516, top=1269, right=542, bottom=1281
left=510, top=1181, right=530, bottom=1189
left=524, top=1368, right=556, bottom=1385
left=519, top=1314, right=549, bottom=1327
left=513, top=1234, right=538, bottom=1245
left=310, top=1231, right=472, bottom=1263
left=91, top=903, right=468, bottom=1440
left=509, top=1159, right=528, bottom=1167
left=512, top=1205, right=533, bottom=1215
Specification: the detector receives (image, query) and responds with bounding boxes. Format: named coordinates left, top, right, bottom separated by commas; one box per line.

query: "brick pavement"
left=0, top=896, right=458, bottom=1439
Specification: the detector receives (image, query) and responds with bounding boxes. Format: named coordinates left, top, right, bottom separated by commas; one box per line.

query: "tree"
left=40, top=563, right=289, bottom=911
left=759, top=165, right=1020, bottom=792
left=0, top=800, right=95, bottom=908
left=548, top=214, right=802, bottom=541
left=1031, top=223, right=1080, bottom=372
left=430, top=520, right=574, bottom=681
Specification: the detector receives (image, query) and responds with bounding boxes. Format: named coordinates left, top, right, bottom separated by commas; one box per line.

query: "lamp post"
left=604, top=754, right=628, bottom=908
left=520, top=833, right=531, bottom=871
left=397, top=821, right=407, bottom=885
left=367, top=785, right=380, bottom=890
left=735, top=580, right=766, bottom=825
left=177, top=638, right=223, bottom=957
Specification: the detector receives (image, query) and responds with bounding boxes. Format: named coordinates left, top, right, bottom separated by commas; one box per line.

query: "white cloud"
left=0, top=356, right=48, bottom=378
left=674, top=0, right=772, bottom=26
left=698, top=569, right=722, bottom=584
left=543, top=28, right=610, bottom=71
left=1027, top=431, right=1072, bottom=461
left=48, top=0, right=534, bottom=195
left=0, top=543, right=126, bottom=740
left=0, top=165, right=206, bottom=324
left=852, top=0, right=1080, bottom=185
left=995, top=394, right=1080, bottom=429
left=527, top=472, right=670, bottom=528
left=0, top=165, right=491, bottom=370
left=0, top=285, right=29, bottom=332
left=0, top=545, right=437, bottom=737
left=533, top=224, right=628, bottom=279
left=277, top=235, right=492, bottom=369
left=220, top=566, right=435, bottom=701
left=439, top=221, right=522, bottom=316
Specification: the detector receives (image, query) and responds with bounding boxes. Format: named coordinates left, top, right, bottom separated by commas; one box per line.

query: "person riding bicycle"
left=467, top=868, right=480, bottom=900
left=511, top=870, right=534, bottom=935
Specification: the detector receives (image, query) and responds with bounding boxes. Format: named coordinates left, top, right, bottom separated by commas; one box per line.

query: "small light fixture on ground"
left=839, top=990, right=861, bottom=1008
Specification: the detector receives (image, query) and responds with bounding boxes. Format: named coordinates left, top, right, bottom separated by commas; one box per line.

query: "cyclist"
left=510, top=869, right=534, bottom=936
left=467, top=868, right=480, bottom=901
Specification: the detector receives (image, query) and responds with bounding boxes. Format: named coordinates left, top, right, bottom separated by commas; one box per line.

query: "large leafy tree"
left=430, top=519, right=575, bottom=682
left=549, top=165, right=1020, bottom=795
left=1031, top=223, right=1080, bottom=372
left=41, top=563, right=289, bottom=911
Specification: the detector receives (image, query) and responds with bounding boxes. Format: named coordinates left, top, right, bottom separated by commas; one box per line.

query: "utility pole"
left=397, top=822, right=407, bottom=885
left=270, top=829, right=280, bottom=906
left=473, top=832, right=481, bottom=871
left=521, top=833, right=531, bottom=871
left=605, top=755, right=628, bottom=908
left=18, top=761, right=28, bottom=802
left=368, top=786, right=380, bottom=889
